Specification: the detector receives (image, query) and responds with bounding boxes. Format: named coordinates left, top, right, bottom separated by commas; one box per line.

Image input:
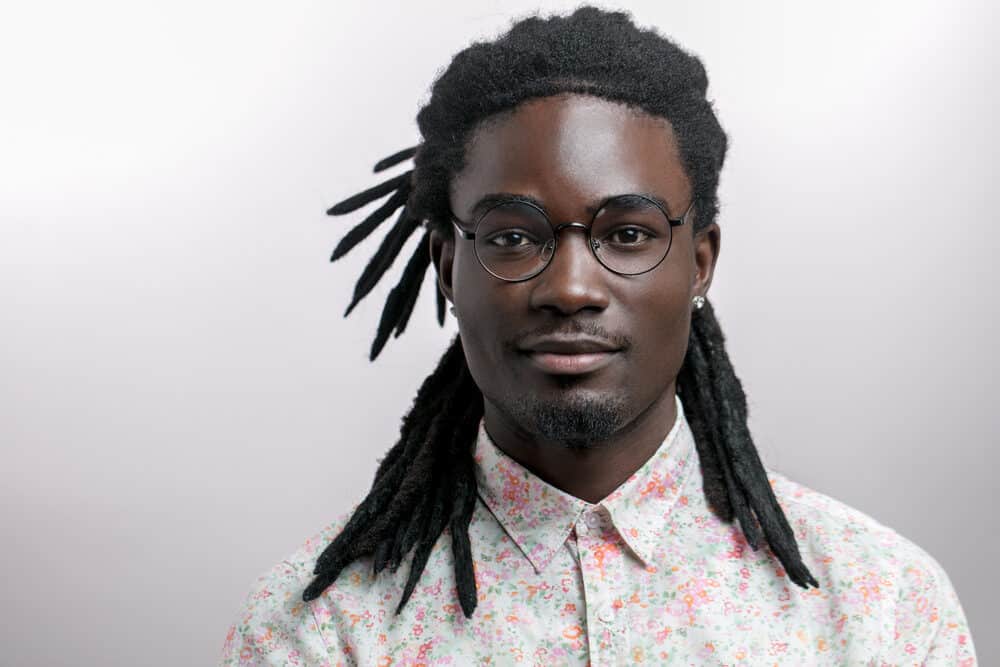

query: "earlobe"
left=428, top=227, right=456, bottom=304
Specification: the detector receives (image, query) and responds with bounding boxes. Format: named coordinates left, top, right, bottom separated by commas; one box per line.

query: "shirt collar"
left=473, top=395, right=696, bottom=573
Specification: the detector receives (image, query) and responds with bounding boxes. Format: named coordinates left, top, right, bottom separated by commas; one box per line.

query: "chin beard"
left=503, top=391, right=629, bottom=450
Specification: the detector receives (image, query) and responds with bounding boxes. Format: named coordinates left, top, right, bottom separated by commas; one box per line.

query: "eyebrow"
left=465, top=191, right=675, bottom=221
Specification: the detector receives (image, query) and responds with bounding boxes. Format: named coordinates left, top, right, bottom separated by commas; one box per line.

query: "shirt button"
left=598, top=606, right=615, bottom=623
left=585, top=512, right=602, bottom=528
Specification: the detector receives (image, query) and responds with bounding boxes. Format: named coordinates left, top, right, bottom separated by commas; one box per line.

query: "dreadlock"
left=304, top=6, right=818, bottom=619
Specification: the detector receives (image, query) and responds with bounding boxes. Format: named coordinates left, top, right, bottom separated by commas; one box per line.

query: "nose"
left=528, top=223, right=611, bottom=315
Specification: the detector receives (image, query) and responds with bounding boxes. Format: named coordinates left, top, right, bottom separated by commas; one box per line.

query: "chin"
left=501, top=388, right=630, bottom=449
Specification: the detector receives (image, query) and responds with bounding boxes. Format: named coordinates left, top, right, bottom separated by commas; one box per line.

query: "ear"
left=429, top=225, right=456, bottom=304
left=693, top=222, right=721, bottom=298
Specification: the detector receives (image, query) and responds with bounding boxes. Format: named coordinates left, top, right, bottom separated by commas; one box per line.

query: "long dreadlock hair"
left=304, top=6, right=819, bottom=618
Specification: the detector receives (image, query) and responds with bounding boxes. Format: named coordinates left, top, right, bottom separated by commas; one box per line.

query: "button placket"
left=575, top=506, right=629, bottom=664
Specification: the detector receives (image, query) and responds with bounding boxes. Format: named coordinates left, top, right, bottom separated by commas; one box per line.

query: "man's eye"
left=606, top=226, right=652, bottom=245
left=488, top=230, right=537, bottom=247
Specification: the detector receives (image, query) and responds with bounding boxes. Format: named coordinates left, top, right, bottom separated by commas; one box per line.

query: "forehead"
left=450, top=93, right=690, bottom=218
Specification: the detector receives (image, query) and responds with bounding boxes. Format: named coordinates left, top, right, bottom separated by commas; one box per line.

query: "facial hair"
left=502, top=389, right=629, bottom=450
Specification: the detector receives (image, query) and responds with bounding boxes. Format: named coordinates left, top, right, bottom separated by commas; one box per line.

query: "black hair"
left=304, top=6, right=818, bottom=618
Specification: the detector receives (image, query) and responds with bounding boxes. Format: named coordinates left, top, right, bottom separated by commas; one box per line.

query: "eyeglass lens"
left=474, top=194, right=673, bottom=281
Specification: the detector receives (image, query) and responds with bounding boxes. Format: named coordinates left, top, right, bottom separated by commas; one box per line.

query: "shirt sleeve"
left=220, top=559, right=340, bottom=667
left=884, top=553, right=977, bottom=666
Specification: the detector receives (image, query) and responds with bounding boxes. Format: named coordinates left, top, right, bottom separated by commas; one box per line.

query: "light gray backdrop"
left=1, top=1, right=996, bottom=664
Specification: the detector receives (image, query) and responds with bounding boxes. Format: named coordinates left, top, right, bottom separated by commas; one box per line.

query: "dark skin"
left=430, top=93, right=720, bottom=503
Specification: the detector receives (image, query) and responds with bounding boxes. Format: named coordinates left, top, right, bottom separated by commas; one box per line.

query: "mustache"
left=508, top=320, right=632, bottom=351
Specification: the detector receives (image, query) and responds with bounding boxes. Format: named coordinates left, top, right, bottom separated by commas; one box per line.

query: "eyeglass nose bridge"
left=543, top=221, right=601, bottom=259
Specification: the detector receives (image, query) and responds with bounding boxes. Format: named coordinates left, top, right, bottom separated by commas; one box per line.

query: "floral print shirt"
left=222, top=396, right=977, bottom=665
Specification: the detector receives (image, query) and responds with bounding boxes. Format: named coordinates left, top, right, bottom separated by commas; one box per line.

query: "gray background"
left=1, top=0, right=996, bottom=664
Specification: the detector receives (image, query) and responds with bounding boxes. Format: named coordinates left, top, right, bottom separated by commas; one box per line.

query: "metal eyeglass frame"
left=448, top=193, right=695, bottom=282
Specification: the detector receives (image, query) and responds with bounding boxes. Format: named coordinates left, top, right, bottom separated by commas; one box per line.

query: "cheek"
left=451, top=243, right=485, bottom=320
left=451, top=246, right=515, bottom=387
left=626, top=272, right=693, bottom=387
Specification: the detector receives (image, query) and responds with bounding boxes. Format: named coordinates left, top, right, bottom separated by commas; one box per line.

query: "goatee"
left=504, top=392, right=628, bottom=450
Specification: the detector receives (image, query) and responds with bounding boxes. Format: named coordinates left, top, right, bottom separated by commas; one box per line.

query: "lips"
left=517, top=335, right=623, bottom=376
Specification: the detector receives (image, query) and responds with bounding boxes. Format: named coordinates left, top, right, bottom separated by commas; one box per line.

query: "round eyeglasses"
left=449, top=193, right=694, bottom=282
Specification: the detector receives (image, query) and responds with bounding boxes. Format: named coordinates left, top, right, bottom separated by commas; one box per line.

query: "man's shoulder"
left=769, top=470, right=919, bottom=550
left=765, top=470, right=976, bottom=662
left=766, top=469, right=954, bottom=591
left=220, top=506, right=370, bottom=664
left=279, top=507, right=358, bottom=573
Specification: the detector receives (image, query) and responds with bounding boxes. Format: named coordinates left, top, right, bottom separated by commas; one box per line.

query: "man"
left=222, top=7, right=976, bottom=665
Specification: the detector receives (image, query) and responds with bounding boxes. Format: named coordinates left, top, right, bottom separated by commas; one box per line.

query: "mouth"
left=517, top=334, right=624, bottom=376
left=522, top=350, right=620, bottom=375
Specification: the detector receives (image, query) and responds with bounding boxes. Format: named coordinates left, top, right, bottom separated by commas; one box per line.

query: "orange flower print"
left=218, top=414, right=977, bottom=666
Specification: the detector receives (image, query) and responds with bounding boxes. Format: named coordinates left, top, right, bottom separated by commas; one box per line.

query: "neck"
left=481, top=384, right=679, bottom=503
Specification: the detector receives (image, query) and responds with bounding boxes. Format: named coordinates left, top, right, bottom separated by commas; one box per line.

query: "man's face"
left=433, top=93, right=719, bottom=447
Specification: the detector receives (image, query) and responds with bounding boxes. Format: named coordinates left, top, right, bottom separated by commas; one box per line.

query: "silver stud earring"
left=449, top=305, right=457, bottom=316
left=692, top=295, right=706, bottom=310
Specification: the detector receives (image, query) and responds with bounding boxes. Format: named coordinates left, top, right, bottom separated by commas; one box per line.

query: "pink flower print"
left=500, top=464, right=529, bottom=514
left=417, top=641, right=433, bottom=659
left=835, top=613, right=847, bottom=634
left=669, top=576, right=721, bottom=623
left=768, top=640, right=788, bottom=656
left=724, top=527, right=748, bottom=560
left=698, top=642, right=716, bottom=660
left=855, top=571, right=887, bottom=605
left=640, top=471, right=667, bottom=499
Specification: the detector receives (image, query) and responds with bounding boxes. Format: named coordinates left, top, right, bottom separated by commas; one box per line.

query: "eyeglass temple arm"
left=668, top=200, right=696, bottom=227
left=449, top=215, right=476, bottom=240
